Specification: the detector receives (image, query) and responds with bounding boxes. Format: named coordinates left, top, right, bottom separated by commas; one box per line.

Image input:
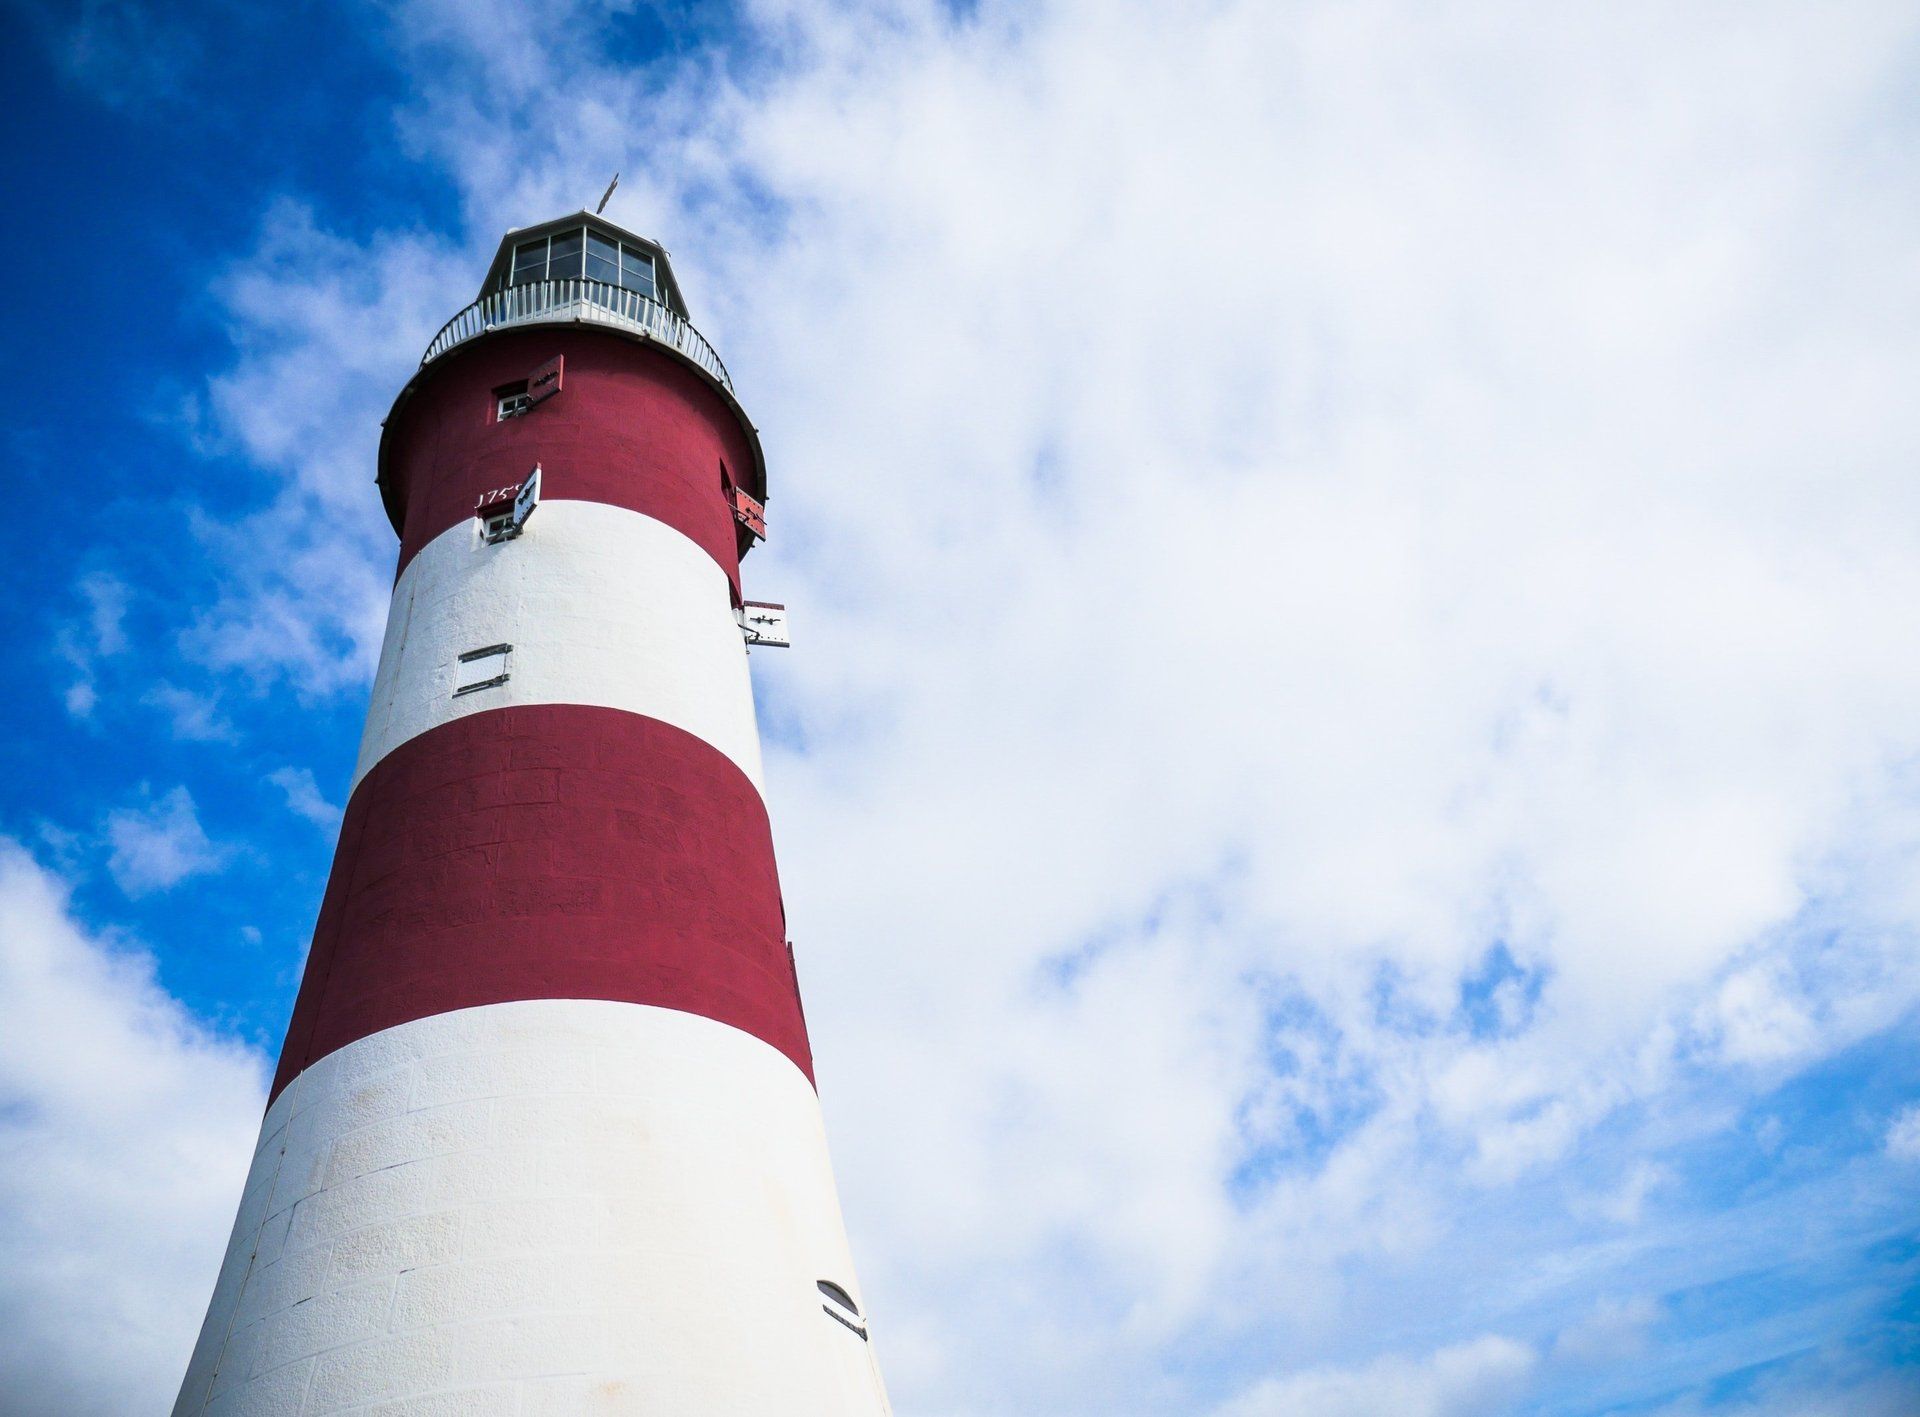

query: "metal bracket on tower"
left=737, top=601, right=789, bottom=649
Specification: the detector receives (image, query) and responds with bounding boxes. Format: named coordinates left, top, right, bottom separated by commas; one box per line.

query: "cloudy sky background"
left=5, top=1, right=1920, bottom=1412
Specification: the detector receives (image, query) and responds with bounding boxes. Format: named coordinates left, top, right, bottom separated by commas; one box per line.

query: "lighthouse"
left=174, top=214, right=890, bottom=1414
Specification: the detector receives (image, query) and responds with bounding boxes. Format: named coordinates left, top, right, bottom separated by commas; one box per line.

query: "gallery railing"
left=422, top=278, right=733, bottom=392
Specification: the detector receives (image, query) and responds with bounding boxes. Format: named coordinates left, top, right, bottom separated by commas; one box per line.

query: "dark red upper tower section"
left=376, top=211, right=768, bottom=594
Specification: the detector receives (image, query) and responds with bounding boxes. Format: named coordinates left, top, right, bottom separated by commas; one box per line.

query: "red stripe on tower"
left=271, top=704, right=811, bottom=1103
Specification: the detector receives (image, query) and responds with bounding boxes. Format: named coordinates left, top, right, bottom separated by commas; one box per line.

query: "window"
left=506, top=227, right=658, bottom=298
left=510, top=238, right=548, bottom=286
left=586, top=232, right=621, bottom=284
left=510, top=226, right=660, bottom=297
left=618, top=245, right=655, bottom=298
left=454, top=643, right=511, bottom=696
left=548, top=229, right=584, bottom=280
left=495, top=380, right=531, bottom=420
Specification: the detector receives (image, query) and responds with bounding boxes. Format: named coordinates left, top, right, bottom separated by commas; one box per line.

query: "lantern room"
left=478, top=212, right=692, bottom=319
left=417, top=212, right=731, bottom=393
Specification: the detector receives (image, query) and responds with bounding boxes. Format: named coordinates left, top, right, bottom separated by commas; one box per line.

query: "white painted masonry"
left=173, top=1001, right=891, bottom=1416
left=353, top=501, right=765, bottom=796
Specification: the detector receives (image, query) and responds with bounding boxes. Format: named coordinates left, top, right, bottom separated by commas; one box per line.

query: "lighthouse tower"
left=174, top=215, right=890, bottom=1415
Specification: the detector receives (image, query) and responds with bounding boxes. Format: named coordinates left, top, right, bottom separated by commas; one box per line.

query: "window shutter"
left=526, top=355, right=563, bottom=406
left=729, top=486, right=766, bottom=541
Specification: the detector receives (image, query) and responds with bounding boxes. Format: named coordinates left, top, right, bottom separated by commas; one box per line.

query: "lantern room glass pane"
left=585, top=232, right=620, bottom=284
left=510, top=238, right=548, bottom=285
left=619, top=245, right=655, bottom=298
left=548, top=229, right=585, bottom=280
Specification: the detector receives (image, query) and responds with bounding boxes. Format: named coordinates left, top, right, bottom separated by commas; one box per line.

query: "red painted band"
left=271, top=704, right=809, bottom=1103
left=380, top=330, right=759, bottom=596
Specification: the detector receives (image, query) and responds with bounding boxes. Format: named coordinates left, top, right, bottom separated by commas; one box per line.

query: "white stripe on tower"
left=353, top=501, right=766, bottom=795
left=173, top=1003, right=886, bottom=1414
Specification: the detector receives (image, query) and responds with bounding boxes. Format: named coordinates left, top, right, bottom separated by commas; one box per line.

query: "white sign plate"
left=739, top=601, right=790, bottom=649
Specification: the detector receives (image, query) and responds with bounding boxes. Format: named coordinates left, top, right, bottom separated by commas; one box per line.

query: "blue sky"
left=4, top=2, right=1920, bottom=1414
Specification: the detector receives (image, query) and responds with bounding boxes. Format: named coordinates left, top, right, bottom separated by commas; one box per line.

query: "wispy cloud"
left=54, top=573, right=130, bottom=721
left=1550, top=1295, right=1660, bottom=1366
left=56, top=0, right=200, bottom=110
left=140, top=683, right=237, bottom=744
left=103, top=786, right=228, bottom=896
left=1886, top=1103, right=1920, bottom=1161
left=178, top=203, right=469, bottom=696
left=1637, top=1360, right=1920, bottom=1417
left=1214, top=1334, right=1537, bottom=1417
left=266, top=765, right=341, bottom=831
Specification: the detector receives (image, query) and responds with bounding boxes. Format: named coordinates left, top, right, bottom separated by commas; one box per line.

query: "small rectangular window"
left=548, top=229, right=585, bottom=280
left=586, top=232, right=620, bottom=285
left=510, top=238, right=548, bottom=286
left=454, top=643, right=511, bottom=696
left=619, top=245, right=655, bottom=299
left=495, top=380, right=531, bottom=420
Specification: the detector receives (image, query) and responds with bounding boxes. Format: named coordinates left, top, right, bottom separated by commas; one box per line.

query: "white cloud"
left=1551, top=1295, right=1660, bottom=1365
left=181, top=202, right=468, bottom=694
left=1692, top=963, right=1821, bottom=1067
left=1886, top=1104, right=1920, bottom=1161
left=0, top=840, right=266, bottom=1415
left=156, top=0, right=1920, bottom=1409
left=1640, top=1364, right=1920, bottom=1417
left=1215, top=1334, right=1536, bottom=1417
left=1592, top=1162, right=1671, bottom=1227
left=267, top=765, right=342, bottom=831
left=79, top=573, right=129, bottom=656
left=141, top=682, right=237, bottom=743
left=54, top=573, right=130, bottom=720
left=103, top=786, right=228, bottom=896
